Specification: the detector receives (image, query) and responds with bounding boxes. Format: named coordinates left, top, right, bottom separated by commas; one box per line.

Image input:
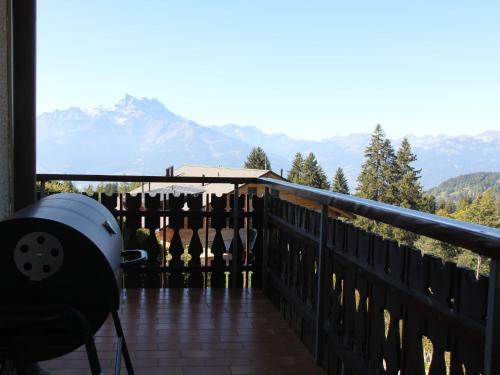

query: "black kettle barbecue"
left=0, top=193, right=147, bottom=374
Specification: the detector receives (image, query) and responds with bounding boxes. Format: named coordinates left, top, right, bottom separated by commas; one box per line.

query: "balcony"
left=32, top=173, right=500, bottom=375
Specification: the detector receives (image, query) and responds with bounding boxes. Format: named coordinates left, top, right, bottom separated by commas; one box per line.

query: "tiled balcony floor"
left=40, top=289, right=325, bottom=375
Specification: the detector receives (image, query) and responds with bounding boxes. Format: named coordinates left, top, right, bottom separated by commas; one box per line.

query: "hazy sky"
left=38, top=1, right=500, bottom=140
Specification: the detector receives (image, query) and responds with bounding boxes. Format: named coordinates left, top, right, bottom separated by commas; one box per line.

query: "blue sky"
left=37, top=1, right=499, bottom=140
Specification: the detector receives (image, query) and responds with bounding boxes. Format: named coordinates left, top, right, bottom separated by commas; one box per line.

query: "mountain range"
left=37, top=95, right=500, bottom=189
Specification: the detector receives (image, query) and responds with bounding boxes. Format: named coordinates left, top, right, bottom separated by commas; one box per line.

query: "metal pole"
left=314, top=204, right=329, bottom=365
left=12, top=0, right=36, bottom=211
left=111, top=310, right=134, bottom=375
left=484, top=258, right=500, bottom=374
left=232, top=184, right=240, bottom=288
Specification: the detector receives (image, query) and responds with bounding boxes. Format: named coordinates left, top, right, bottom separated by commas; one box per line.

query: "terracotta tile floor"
left=40, top=289, right=325, bottom=375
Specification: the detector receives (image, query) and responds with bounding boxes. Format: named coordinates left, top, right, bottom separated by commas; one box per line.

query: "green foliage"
left=302, top=152, right=330, bottom=189
left=84, top=181, right=144, bottom=195
left=244, top=147, right=271, bottom=170
left=286, top=151, right=329, bottom=190
left=83, top=184, right=94, bottom=196
left=419, top=194, right=437, bottom=213
left=390, top=138, right=425, bottom=245
left=136, top=228, right=151, bottom=245
left=465, top=189, right=499, bottom=227
left=394, top=138, right=422, bottom=209
left=332, top=167, right=349, bottom=194
left=41, top=180, right=79, bottom=193
left=356, top=124, right=398, bottom=204
left=416, top=189, right=500, bottom=276
left=287, top=152, right=304, bottom=184
left=355, top=125, right=427, bottom=246
left=428, top=172, right=500, bottom=204
left=96, top=182, right=119, bottom=195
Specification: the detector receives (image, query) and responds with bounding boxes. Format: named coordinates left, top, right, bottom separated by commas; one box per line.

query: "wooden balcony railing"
left=36, top=173, right=500, bottom=375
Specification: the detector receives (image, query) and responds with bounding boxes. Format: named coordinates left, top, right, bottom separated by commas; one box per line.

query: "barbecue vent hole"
left=23, top=262, right=32, bottom=271
left=43, top=265, right=51, bottom=273
left=37, top=236, right=45, bottom=244
left=50, top=248, right=59, bottom=257
left=20, top=245, right=29, bottom=253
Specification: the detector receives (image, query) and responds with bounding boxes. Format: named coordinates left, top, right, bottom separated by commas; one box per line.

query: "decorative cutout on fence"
left=82, top=191, right=260, bottom=289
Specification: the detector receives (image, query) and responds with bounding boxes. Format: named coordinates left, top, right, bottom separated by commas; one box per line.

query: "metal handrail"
left=259, top=177, right=500, bottom=258
left=36, top=173, right=259, bottom=184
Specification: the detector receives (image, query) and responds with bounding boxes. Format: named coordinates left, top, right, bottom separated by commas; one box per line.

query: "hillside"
left=428, top=172, right=500, bottom=202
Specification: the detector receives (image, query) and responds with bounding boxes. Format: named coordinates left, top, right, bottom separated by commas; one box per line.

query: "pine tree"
left=96, top=182, right=118, bottom=195
left=394, top=138, right=423, bottom=208
left=244, top=147, right=271, bottom=170
left=332, top=167, right=349, bottom=194
left=84, top=184, right=94, bottom=196
left=287, top=152, right=304, bottom=184
left=302, top=152, right=330, bottom=189
left=44, top=180, right=79, bottom=193
left=391, top=138, right=425, bottom=245
left=355, top=125, right=398, bottom=237
left=356, top=125, right=397, bottom=204
left=420, top=194, right=436, bottom=213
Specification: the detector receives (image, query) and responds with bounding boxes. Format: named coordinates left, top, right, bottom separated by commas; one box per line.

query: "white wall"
left=0, top=0, right=12, bottom=219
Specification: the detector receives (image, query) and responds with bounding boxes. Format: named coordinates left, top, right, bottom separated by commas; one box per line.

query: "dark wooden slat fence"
left=266, top=197, right=488, bottom=374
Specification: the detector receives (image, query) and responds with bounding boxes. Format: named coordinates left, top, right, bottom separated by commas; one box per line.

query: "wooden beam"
left=12, top=0, right=36, bottom=211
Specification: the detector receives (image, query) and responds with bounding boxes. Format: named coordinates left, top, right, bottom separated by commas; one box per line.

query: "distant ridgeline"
left=428, top=172, right=500, bottom=203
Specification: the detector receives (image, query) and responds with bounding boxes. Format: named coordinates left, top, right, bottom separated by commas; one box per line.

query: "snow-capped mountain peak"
left=111, top=94, right=176, bottom=120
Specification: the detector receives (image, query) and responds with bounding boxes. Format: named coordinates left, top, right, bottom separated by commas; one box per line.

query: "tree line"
left=39, top=181, right=143, bottom=195
left=244, top=124, right=499, bottom=275
left=245, top=147, right=350, bottom=194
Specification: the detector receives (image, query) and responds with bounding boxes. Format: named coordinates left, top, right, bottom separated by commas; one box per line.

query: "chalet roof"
left=130, top=164, right=283, bottom=197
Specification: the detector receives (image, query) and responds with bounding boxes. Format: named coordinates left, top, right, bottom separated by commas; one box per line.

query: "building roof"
left=130, top=164, right=283, bottom=197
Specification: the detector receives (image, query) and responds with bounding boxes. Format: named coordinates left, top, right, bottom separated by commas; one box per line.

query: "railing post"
left=484, top=258, right=500, bottom=374
left=262, top=187, right=270, bottom=295
left=232, top=183, right=240, bottom=288
left=314, top=203, right=328, bottom=365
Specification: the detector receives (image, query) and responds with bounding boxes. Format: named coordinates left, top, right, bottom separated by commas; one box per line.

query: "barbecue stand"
left=0, top=193, right=148, bottom=374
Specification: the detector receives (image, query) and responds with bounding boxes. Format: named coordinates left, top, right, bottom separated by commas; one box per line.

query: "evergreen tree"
left=302, top=152, right=330, bottom=189
left=392, top=138, right=425, bottom=245
left=394, top=138, right=423, bottom=209
left=96, top=182, right=118, bottom=195
left=420, top=194, right=437, bottom=214
left=84, top=184, right=94, bottom=196
left=287, top=152, right=304, bottom=184
left=355, top=125, right=397, bottom=236
left=244, top=147, right=271, bottom=170
left=118, top=181, right=143, bottom=194
left=356, top=125, right=397, bottom=204
left=332, top=167, right=349, bottom=194
left=42, top=180, right=79, bottom=193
